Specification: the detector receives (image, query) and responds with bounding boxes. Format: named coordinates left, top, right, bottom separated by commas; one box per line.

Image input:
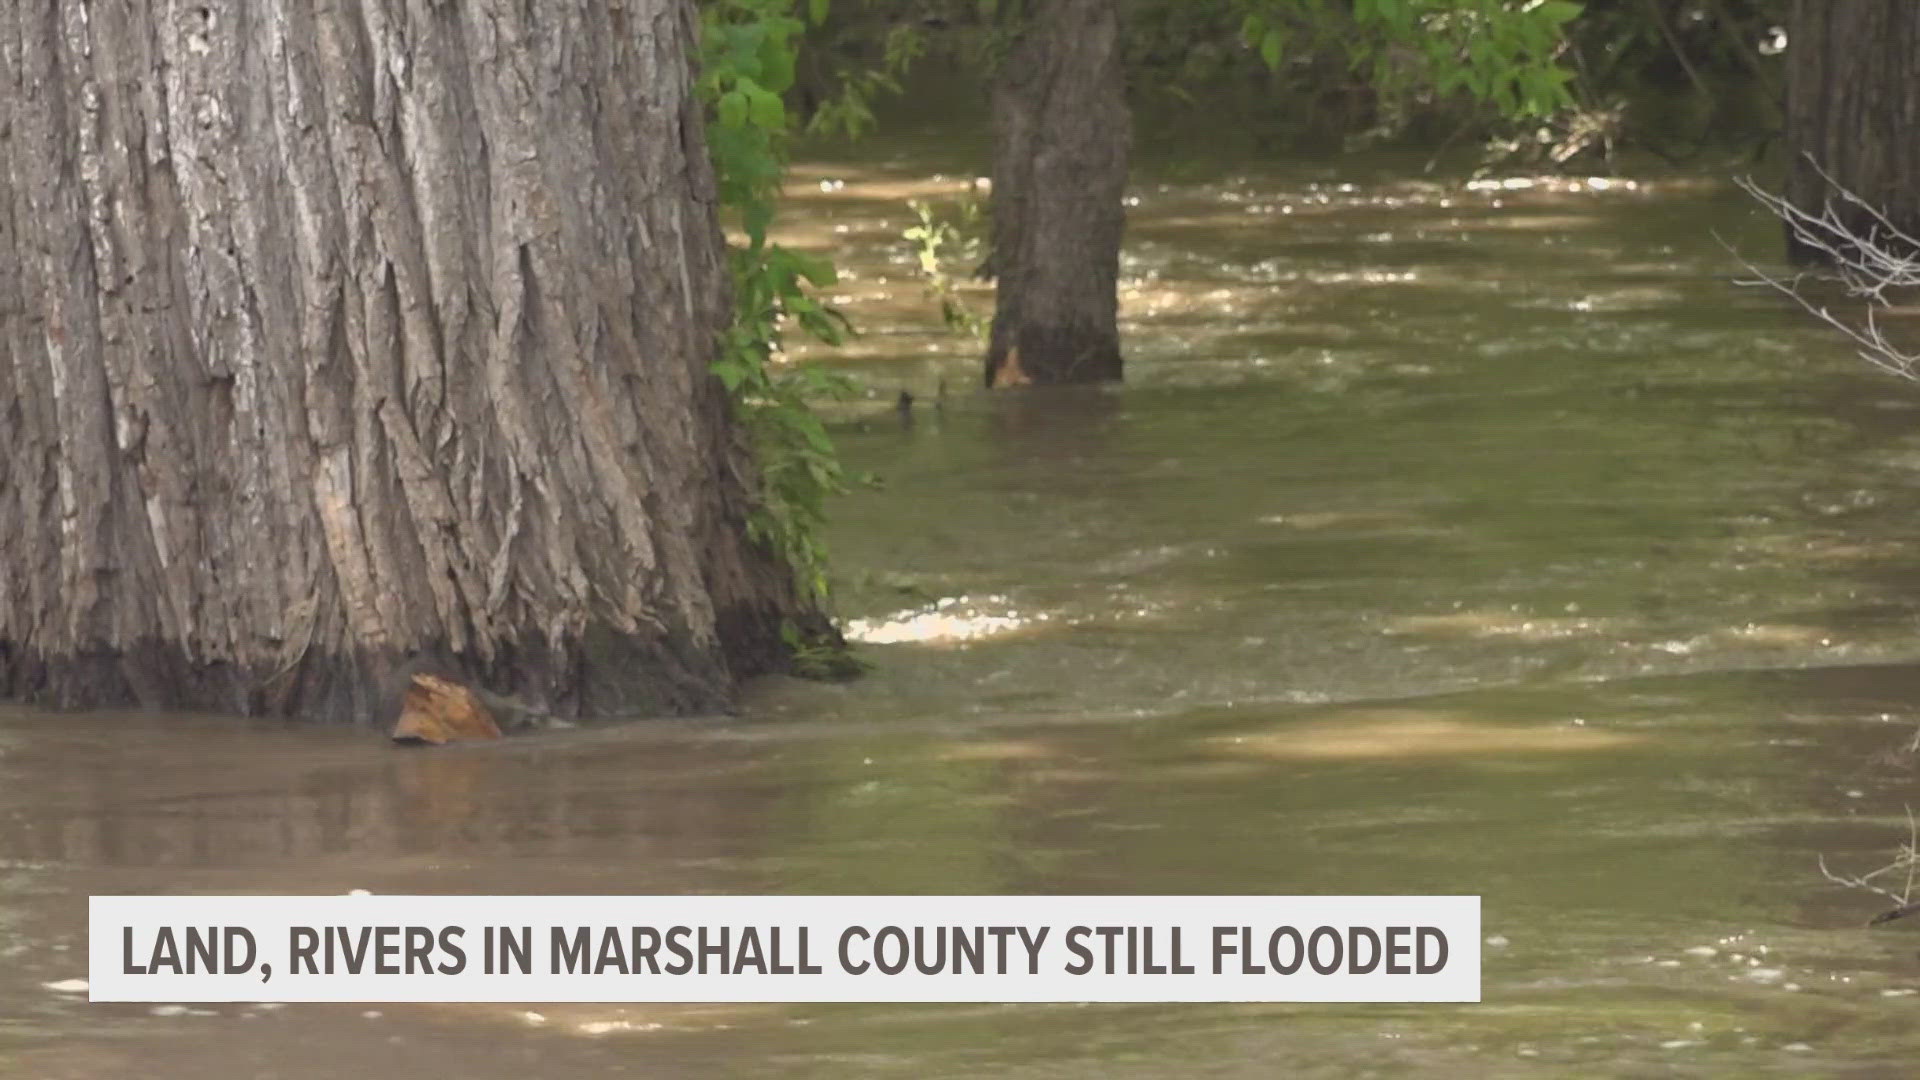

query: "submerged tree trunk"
left=984, top=0, right=1130, bottom=387
left=0, top=0, right=813, bottom=722
left=1782, top=0, right=1920, bottom=265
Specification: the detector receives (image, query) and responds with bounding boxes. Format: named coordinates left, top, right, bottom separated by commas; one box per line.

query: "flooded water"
left=11, top=146, right=1920, bottom=1076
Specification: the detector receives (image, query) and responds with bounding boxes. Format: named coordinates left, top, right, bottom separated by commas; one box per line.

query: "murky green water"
left=11, top=150, right=1920, bottom=1076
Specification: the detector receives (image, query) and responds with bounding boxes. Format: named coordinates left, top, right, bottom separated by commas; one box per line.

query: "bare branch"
left=1728, top=155, right=1920, bottom=381
left=1821, top=806, right=1920, bottom=926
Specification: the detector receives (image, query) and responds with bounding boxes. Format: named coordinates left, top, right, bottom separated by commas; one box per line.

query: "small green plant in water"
left=903, top=194, right=990, bottom=340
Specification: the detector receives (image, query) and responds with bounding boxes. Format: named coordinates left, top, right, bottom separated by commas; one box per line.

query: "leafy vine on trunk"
left=698, top=0, right=853, bottom=605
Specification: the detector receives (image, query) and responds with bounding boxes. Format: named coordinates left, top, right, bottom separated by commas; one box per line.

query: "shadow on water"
left=12, top=153, right=1920, bottom=1076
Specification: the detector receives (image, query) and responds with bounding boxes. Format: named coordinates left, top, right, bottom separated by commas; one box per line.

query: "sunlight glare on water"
left=843, top=595, right=1038, bottom=645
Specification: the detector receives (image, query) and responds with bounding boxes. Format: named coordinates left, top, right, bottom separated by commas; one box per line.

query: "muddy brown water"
left=11, top=150, right=1920, bottom=1076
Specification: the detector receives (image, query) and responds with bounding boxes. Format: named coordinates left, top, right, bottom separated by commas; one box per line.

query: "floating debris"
left=390, top=672, right=502, bottom=745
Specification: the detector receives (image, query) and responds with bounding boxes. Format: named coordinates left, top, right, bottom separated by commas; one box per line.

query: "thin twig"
left=1821, top=806, right=1920, bottom=925
left=1725, top=156, right=1920, bottom=381
left=1819, top=853, right=1910, bottom=905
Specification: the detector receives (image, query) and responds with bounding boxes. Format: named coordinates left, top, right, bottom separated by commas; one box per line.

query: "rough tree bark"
left=984, top=0, right=1130, bottom=387
left=1783, top=0, right=1920, bottom=265
left=0, top=0, right=816, bottom=722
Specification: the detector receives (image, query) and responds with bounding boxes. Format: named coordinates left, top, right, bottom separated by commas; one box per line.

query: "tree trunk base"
left=0, top=612, right=808, bottom=725
left=987, top=326, right=1124, bottom=387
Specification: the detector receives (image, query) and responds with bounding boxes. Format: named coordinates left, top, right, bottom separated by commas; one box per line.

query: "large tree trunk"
left=0, top=0, right=814, bottom=722
left=984, top=0, right=1130, bottom=387
left=1782, top=0, right=1920, bottom=265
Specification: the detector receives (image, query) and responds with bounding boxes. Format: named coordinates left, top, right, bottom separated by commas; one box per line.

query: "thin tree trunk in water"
left=984, top=0, right=1129, bottom=387
left=1783, top=0, right=1920, bottom=265
left=0, top=0, right=815, bottom=722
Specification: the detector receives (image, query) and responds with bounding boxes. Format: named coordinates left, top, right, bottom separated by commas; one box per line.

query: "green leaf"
left=712, top=360, right=746, bottom=393
left=1259, top=28, right=1283, bottom=70
left=1382, top=0, right=1413, bottom=35
left=784, top=249, right=838, bottom=287
left=718, top=89, right=748, bottom=129
left=809, top=0, right=829, bottom=25
left=756, top=31, right=797, bottom=93
left=748, top=85, right=786, bottom=129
